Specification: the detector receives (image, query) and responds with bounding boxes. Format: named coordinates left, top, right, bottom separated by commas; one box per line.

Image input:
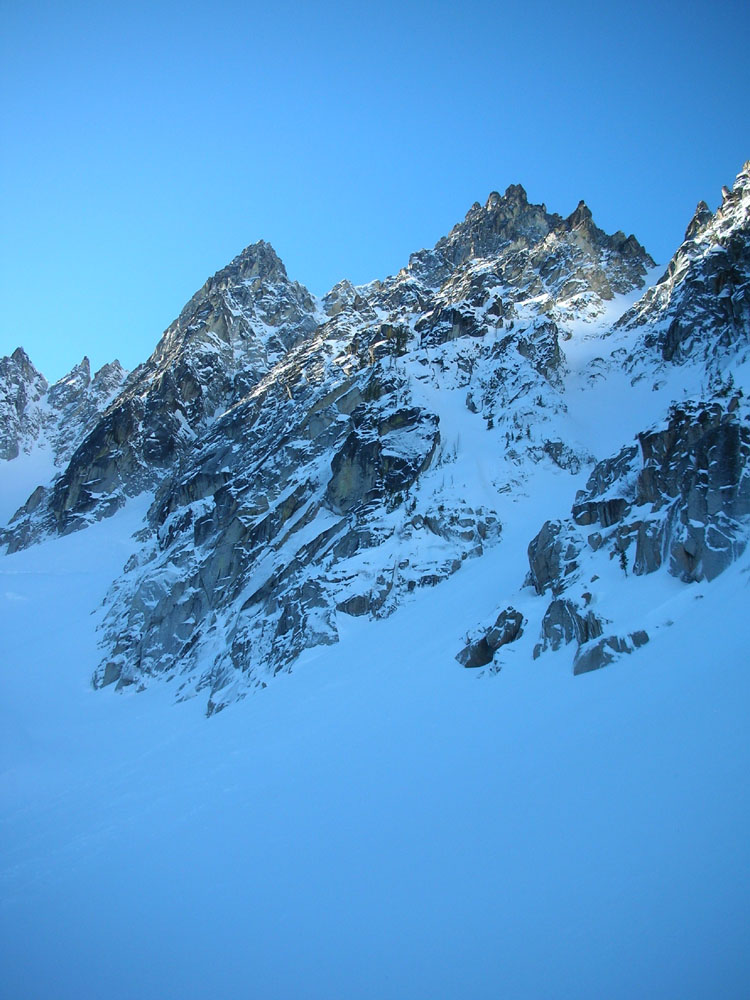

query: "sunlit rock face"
left=618, top=160, right=750, bottom=366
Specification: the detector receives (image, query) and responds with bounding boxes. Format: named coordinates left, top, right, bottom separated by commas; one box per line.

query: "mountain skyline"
left=3, top=0, right=749, bottom=381
left=0, top=175, right=733, bottom=383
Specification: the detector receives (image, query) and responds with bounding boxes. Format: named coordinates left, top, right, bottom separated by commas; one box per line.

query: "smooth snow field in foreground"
left=1, top=497, right=749, bottom=1000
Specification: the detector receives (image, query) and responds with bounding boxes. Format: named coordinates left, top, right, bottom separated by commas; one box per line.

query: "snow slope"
left=1, top=483, right=748, bottom=1000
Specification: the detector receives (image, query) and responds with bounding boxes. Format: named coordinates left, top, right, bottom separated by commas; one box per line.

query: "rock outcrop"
left=533, top=598, right=605, bottom=658
left=618, top=161, right=750, bottom=366
left=573, top=631, right=650, bottom=675
left=456, top=607, right=525, bottom=668
left=573, top=397, right=750, bottom=583
left=524, top=394, right=749, bottom=676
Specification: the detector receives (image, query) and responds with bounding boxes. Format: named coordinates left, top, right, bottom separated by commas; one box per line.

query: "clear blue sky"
left=2, top=0, right=748, bottom=381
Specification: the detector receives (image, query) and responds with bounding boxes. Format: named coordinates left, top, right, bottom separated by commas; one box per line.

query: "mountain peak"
left=11, top=346, right=31, bottom=365
left=2, top=161, right=748, bottom=721
left=484, top=184, right=528, bottom=211
left=565, top=200, right=593, bottom=229
left=51, top=356, right=91, bottom=389
left=504, top=182, right=529, bottom=204
left=684, top=200, right=713, bottom=241
left=227, top=239, right=288, bottom=281
left=4, top=348, right=46, bottom=389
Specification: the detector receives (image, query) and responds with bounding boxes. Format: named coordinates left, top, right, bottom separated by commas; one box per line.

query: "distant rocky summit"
left=2, top=162, right=748, bottom=712
left=0, top=348, right=126, bottom=464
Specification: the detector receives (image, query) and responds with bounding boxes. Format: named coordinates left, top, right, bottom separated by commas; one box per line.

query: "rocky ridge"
left=460, top=162, right=750, bottom=679
left=1, top=164, right=748, bottom=713
left=0, top=348, right=126, bottom=464
left=618, top=160, right=750, bottom=367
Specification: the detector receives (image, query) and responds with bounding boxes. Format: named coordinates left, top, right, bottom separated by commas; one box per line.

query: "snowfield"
left=1, top=483, right=748, bottom=999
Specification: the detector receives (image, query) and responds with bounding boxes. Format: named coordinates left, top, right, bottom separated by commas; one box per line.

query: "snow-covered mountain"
left=2, top=163, right=749, bottom=1000
left=0, top=349, right=126, bottom=466
left=1, top=165, right=748, bottom=714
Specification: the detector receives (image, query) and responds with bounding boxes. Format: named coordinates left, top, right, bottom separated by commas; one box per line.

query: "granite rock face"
left=526, top=395, right=750, bottom=593
left=523, top=394, right=749, bottom=677
left=533, top=599, right=604, bottom=658
left=573, top=631, right=650, bottom=675
left=575, top=398, right=750, bottom=583
left=526, top=519, right=582, bottom=595
left=618, top=161, right=750, bottom=366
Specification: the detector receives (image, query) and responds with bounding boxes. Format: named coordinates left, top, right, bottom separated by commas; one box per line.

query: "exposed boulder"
left=573, top=631, right=649, bottom=675
left=533, top=599, right=605, bottom=658
left=526, top=519, right=582, bottom=595
left=456, top=607, right=525, bottom=668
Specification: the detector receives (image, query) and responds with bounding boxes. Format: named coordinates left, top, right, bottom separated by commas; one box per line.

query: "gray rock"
left=325, top=406, right=439, bottom=515
left=0, top=348, right=127, bottom=490
left=568, top=398, right=750, bottom=585
left=572, top=497, right=631, bottom=528
left=456, top=607, right=525, bottom=668
left=527, top=519, right=582, bottom=595
left=515, top=320, right=564, bottom=386
left=533, top=599, right=605, bottom=657
left=0, top=348, right=48, bottom=460
left=618, top=161, right=750, bottom=365
left=573, top=630, right=649, bottom=675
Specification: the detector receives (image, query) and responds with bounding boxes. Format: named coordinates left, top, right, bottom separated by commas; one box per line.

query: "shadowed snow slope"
left=1, top=496, right=749, bottom=1000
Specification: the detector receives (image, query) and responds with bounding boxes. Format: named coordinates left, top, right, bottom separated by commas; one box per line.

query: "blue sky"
left=1, top=0, right=748, bottom=381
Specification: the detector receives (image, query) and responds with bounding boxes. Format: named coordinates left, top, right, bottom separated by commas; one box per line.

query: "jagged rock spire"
left=684, top=200, right=713, bottom=241
left=565, top=200, right=593, bottom=229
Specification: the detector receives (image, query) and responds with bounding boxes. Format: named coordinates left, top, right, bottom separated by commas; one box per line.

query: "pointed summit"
left=684, top=200, right=713, bottom=241
left=11, top=346, right=32, bottom=365
left=3, top=348, right=47, bottom=391
left=617, top=158, right=749, bottom=363
left=503, top=183, right=528, bottom=204
left=565, top=200, right=593, bottom=229
left=222, top=239, right=289, bottom=284
left=68, top=356, right=91, bottom=379
left=48, top=357, right=92, bottom=411
left=483, top=185, right=529, bottom=211
left=0, top=347, right=48, bottom=460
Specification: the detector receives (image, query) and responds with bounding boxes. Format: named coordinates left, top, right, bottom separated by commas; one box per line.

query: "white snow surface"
left=1, top=465, right=749, bottom=998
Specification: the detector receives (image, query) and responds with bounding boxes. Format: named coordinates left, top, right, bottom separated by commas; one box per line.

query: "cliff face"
left=618, top=160, right=750, bottom=365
